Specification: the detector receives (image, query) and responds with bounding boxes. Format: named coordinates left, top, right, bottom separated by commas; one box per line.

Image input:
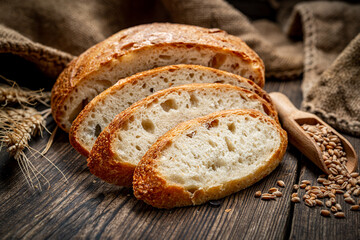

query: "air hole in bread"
left=95, top=124, right=102, bottom=137
left=189, top=73, right=194, bottom=78
left=209, top=53, right=227, bottom=68
left=135, top=145, right=141, bottom=151
left=164, top=78, right=169, bottom=83
left=160, top=99, right=178, bottom=112
left=186, top=131, right=196, bottom=138
left=142, top=83, right=147, bottom=89
left=150, top=88, right=154, bottom=93
left=102, top=116, right=109, bottom=124
left=135, top=135, right=140, bottom=138
left=122, top=121, right=129, bottom=131
left=239, top=94, right=247, bottom=100
left=205, top=119, right=219, bottom=130
left=210, top=164, right=217, bottom=171
left=225, top=137, right=235, bottom=152
left=189, top=94, right=199, bottom=107
left=117, top=134, right=122, bottom=141
left=159, top=55, right=171, bottom=60
left=141, top=119, right=155, bottom=133
left=227, top=123, right=236, bottom=133
left=91, top=113, right=95, bottom=118
left=208, top=139, right=217, bottom=147
left=129, top=93, right=133, bottom=96
left=231, top=63, right=240, bottom=70
left=215, top=80, right=225, bottom=84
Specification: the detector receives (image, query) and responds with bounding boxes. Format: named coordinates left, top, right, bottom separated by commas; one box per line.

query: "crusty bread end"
left=133, top=109, right=287, bottom=208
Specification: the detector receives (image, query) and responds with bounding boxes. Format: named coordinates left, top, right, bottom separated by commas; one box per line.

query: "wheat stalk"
left=0, top=107, right=66, bottom=190
left=0, top=75, right=50, bottom=106
left=0, top=76, right=66, bottom=190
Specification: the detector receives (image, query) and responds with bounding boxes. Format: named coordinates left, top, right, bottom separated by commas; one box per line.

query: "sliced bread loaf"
left=51, top=23, right=265, bottom=132
left=88, top=83, right=278, bottom=186
left=133, top=109, right=287, bottom=208
left=70, top=64, right=273, bottom=157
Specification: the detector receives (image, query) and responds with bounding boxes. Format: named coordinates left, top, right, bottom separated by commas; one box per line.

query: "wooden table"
left=1, top=79, right=359, bottom=239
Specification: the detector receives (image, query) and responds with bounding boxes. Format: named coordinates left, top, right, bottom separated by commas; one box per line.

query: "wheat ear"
left=0, top=75, right=50, bottom=106
left=0, top=107, right=67, bottom=189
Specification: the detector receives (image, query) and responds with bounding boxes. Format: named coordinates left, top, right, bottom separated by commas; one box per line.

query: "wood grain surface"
left=0, top=79, right=359, bottom=239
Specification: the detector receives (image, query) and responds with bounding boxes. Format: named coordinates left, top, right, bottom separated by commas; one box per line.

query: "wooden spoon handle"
left=269, top=92, right=301, bottom=120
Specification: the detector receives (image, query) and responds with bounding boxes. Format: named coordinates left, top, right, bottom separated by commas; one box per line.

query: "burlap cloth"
left=0, top=0, right=359, bottom=136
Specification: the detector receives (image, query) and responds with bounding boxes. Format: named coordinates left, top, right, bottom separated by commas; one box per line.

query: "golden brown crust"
left=51, top=23, right=265, bottom=132
left=87, top=128, right=135, bottom=187
left=51, top=58, right=78, bottom=131
left=70, top=64, right=273, bottom=157
left=133, top=109, right=288, bottom=209
left=87, top=83, right=279, bottom=187
left=68, top=23, right=264, bottom=88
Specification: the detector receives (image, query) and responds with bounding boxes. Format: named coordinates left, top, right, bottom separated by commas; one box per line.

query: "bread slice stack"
left=69, top=65, right=273, bottom=157
left=51, top=23, right=288, bottom=208
left=88, top=83, right=278, bottom=186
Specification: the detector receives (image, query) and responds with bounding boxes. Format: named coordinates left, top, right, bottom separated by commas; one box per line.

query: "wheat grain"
left=334, top=212, right=345, bottom=218
left=254, top=191, right=262, bottom=198
left=320, top=210, right=330, bottom=217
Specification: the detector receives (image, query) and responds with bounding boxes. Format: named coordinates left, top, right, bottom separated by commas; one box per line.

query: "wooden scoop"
left=269, top=92, right=358, bottom=174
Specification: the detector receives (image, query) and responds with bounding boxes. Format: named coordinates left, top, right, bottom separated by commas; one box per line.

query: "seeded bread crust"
left=51, top=23, right=265, bottom=132
left=87, top=84, right=278, bottom=187
left=70, top=64, right=273, bottom=157
left=133, top=109, right=288, bottom=209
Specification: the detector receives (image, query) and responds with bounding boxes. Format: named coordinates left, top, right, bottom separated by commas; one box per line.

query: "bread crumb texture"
left=133, top=110, right=287, bottom=208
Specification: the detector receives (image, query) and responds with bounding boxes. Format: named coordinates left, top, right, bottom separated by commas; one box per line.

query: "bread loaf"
left=70, top=64, right=272, bottom=157
left=88, top=83, right=278, bottom=186
left=51, top=23, right=265, bottom=132
left=133, top=109, right=287, bottom=208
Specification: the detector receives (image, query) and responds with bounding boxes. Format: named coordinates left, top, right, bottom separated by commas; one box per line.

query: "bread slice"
left=51, top=23, right=265, bottom=132
left=88, top=83, right=278, bottom=187
left=133, top=109, right=287, bottom=208
left=70, top=64, right=273, bottom=157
